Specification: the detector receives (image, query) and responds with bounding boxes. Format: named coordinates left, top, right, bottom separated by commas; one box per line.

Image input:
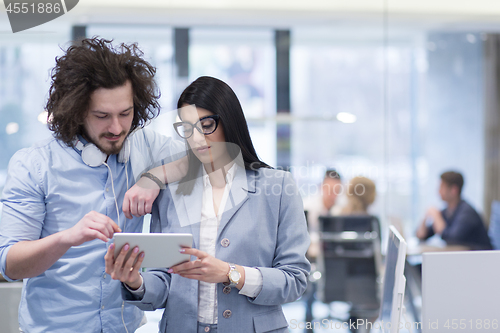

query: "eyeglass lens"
left=176, top=117, right=217, bottom=138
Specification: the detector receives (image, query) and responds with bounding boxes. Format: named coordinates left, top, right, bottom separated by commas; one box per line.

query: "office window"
left=291, top=28, right=484, bottom=232
left=0, top=23, right=70, bottom=191
left=416, top=32, right=484, bottom=221
left=189, top=28, right=277, bottom=167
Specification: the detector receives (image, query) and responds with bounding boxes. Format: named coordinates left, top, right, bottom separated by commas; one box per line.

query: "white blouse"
left=128, top=163, right=263, bottom=324
left=197, top=163, right=263, bottom=324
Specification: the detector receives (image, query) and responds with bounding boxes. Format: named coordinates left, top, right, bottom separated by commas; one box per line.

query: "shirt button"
left=221, top=238, right=230, bottom=248
left=223, top=286, right=231, bottom=294
left=204, top=327, right=210, bottom=332
left=106, top=188, right=109, bottom=192
left=103, top=273, right=107, bottom=279
left=101, top=305, right=105, bottom=310
left=222, top=309, right=232, bottom=318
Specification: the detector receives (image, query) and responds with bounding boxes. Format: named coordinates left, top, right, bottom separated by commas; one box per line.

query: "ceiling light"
left=336, top=112, right=357, bottom=124
left=38, top=111, right=49, bottom=124
left=6, top=122, right=19, bottom=135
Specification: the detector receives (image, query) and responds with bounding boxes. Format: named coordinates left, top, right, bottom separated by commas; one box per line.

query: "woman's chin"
left=193, top=152, right=213, bottom=165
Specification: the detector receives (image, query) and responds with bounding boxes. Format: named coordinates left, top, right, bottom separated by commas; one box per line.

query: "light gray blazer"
left=122, top=165, right=310, bottom=333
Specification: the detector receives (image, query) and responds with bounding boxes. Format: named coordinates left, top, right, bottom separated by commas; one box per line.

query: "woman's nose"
left=191, top=128, right=207, bottom=145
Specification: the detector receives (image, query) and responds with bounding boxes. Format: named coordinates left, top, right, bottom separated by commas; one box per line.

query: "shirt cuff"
left=239, top=266, right=263, bottom=298
left=123, top=274, right=145, bottom=299
left=0, top=245, right=17, bottom=282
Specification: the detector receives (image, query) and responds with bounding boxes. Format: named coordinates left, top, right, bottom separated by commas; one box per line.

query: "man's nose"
left=108, top=117, right=123, bottom=135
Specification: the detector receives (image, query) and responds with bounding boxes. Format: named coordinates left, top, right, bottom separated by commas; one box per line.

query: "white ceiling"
left=77, top=0, right=500, bottom=16
left=2, top=0, right=500, bottom=34
left=65, top=0, right=500, bottom=31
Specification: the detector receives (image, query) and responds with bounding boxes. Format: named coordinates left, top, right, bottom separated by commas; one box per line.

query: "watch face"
left=229, top=269, right=240, bottom=282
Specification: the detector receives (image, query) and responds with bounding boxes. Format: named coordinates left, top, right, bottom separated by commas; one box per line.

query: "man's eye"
left=96, top=115, right=107, bottom=119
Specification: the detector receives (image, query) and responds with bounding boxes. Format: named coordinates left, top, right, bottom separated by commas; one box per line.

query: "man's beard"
left=82, top=129, right=129, bottom=155
left=98, top=138, right=123, bottom=155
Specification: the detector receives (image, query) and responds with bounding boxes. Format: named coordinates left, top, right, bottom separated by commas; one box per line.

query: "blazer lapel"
left=170, top=165, right=258, bottom=247
left=217, top=167, right=256, bottom=239
left=168, top=167, right=204, bottom=249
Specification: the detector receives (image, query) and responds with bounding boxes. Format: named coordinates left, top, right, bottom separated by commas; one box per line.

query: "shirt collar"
left=77, top=134, right=89, bottom=145
left=202, top=162, right=238, bottom=187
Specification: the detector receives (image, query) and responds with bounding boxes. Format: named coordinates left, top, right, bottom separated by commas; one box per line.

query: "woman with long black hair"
left=106, top=76, right=310, bottom=333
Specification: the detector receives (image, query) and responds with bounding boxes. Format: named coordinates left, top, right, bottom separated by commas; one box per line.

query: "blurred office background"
left=2, top=1, right=500, bottom=330
left=3, top=1, right=500, bottom=236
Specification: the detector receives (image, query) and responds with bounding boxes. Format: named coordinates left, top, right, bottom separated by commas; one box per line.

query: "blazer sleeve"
left=121, top=193, right=172, bottom=310
left=248, top=171, right=311, bottom=306
left=121, top=268, right=172, bottom=311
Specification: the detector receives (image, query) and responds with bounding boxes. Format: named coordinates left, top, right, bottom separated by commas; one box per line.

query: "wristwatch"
left=227, top=263, right=241, bottom=287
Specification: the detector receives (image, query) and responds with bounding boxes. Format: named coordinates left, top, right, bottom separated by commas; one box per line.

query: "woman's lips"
left=196, top=146, right=210, bottom=153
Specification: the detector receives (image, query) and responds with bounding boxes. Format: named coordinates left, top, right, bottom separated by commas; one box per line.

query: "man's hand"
left=5, top=211, right=121, bottom=281
left=104, top=243, right=144, bottom=290
left=426, top=207, right=441, bottom=221
left=62, top=211, right=121, bottom=246
left=122, top=177, right=161, bottom=219
left=424, top=207, right=446, bottom=235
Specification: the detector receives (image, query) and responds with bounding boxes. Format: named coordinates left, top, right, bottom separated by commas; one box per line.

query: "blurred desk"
left=405, top=238, right=470, bottom=299
left=406, top=236, right=470, bottom=263
left=407, top=244, right=470, bottom=256
left=403, top=237, right=470, bottom=331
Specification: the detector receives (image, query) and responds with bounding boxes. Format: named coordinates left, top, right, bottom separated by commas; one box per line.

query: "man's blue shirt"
left=0, top=128, right=183, bottom=332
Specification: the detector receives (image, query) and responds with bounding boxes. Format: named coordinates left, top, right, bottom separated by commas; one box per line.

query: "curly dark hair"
left=46, top=37, right=160, bottom=146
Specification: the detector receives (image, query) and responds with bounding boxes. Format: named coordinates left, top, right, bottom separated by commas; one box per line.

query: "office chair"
left=317, top=215, right=382, bottom=332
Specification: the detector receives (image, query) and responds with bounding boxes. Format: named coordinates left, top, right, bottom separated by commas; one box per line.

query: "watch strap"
left=227, top=263, right=240, bottom=287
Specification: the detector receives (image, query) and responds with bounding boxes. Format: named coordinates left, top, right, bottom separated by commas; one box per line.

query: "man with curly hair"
left=0, top=37, right=183, bottom=332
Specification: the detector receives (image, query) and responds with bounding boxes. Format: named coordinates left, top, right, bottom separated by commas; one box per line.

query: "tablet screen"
left=113, top=233, right=193, bottom=268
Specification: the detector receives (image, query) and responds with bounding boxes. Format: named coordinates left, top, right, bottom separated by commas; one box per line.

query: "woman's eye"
left=200, top=120, right=213, bottom=127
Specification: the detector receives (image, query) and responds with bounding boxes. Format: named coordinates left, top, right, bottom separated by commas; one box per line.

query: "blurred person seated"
left=303, top=169, right=343, bottom=259
left=416, top=171, right=492, bottom=250
left=340, top=176, right=376, bottom=215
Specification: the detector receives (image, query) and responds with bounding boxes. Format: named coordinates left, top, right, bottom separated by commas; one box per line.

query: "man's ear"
left=451, top=185, right=460, bottom=197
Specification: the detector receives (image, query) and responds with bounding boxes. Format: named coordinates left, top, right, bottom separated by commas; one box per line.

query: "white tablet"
left=113, top=233, right=193, bottom=268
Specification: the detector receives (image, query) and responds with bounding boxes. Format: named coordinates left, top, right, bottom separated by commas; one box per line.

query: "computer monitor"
left=422, top=250, right=500, bottom=333
left=379, top=225, right=407, bottom=333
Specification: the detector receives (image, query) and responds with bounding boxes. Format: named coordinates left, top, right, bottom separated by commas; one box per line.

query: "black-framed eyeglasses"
left=173, top=114, right=220, bottom=139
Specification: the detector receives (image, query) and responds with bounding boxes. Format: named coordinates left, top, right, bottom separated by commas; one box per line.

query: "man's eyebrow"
left=90, top=107, right=133, bottom=114
left=120, top=107, right=133, bottom=113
